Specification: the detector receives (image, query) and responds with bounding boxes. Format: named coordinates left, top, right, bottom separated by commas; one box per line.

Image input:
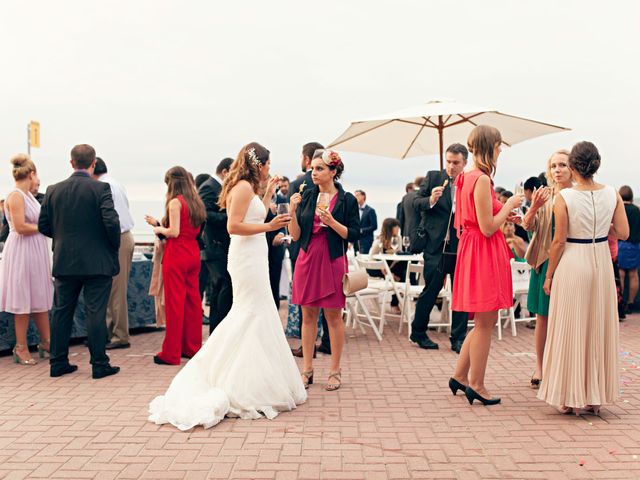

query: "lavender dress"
left=0, top=190, right=53, bottom=314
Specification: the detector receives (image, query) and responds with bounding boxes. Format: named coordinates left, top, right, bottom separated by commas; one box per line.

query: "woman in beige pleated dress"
left=538, top=141, right=629, bottom=415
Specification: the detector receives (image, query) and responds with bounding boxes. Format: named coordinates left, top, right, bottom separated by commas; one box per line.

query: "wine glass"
left=316, top=192, right=331, bottom=227
left=276, top=203, right=292, bottom=243
left=402, top=236, right=410, bottom=252
left=390, top=236, right=400, bottom=252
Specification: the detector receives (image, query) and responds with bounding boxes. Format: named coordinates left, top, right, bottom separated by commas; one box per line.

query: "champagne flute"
left=402, top=236, right=410, bottom=252
left=513, top=182, right=526, bottom=217
left=277, top=203, right=292, bottom=243
left=316, top=192, right=331, bottom=227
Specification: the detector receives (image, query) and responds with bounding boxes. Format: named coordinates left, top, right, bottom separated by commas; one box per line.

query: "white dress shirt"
left=99, top=174, right=134, bottom=233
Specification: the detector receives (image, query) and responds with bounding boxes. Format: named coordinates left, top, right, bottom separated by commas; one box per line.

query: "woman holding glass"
left=289, top=150, right=360, bottom=391
left=521, top=150, right=572, bottom=389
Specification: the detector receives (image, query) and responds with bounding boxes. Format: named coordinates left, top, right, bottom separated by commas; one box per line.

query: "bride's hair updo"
left=10, top=153, right=37, bottom=181
left=218, top=142, right=270, bottom=209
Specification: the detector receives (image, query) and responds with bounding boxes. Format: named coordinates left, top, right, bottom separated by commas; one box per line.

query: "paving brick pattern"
left=2, top=309, right=640, bottom=479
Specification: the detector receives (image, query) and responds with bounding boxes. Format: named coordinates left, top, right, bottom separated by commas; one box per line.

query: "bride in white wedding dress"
left=149, top=142, right=307, bottom=430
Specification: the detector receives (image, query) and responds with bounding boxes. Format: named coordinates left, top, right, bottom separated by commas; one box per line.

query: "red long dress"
left=157, top=195, right=203, bottom=364
left=452, top=170, right=513, bottom=313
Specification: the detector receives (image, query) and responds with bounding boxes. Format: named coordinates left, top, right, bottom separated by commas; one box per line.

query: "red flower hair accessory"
left=321, top=150, right=343, bottom=169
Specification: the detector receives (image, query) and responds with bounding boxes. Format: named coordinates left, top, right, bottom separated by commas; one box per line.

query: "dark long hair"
left=163, top=166, right=206, bottom=228
left=379, top=218, right=400, bottom=250
left=218, top=142, right=270, bottom=209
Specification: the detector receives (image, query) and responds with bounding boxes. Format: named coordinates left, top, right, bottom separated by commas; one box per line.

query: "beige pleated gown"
left=538, top=185, right=619, bottom=409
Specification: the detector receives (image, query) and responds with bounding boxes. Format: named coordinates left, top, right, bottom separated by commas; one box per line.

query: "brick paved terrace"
left=2, top=309, right=640, bottom=480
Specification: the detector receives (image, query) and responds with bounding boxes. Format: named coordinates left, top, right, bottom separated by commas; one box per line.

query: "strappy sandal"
left=325, top=370, right=342, bottom=391
left=301, top=370, right=314, bottom=390
left=13, top=344, right=37, bottom=365
left=38, top=339, right=50, bottom=359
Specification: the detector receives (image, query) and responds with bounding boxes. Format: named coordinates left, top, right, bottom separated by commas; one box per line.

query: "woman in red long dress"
left=448, top=126, right=524, bottom=406
left=146, top=167, right=206, bottom=365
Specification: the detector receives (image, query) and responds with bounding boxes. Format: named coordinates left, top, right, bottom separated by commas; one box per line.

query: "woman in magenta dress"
left=0, top=154, right=53, bottom=365
left=448, top=126, right=524, bottom=406
left=145, top=166, right=206, bottom=365
left=289, top=150, right=360, bottom=391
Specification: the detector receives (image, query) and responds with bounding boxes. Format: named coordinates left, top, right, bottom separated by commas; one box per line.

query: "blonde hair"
left=545, top=149, right=570, bottom=187
left=10, top=154, right=36, bottom=181
left=467, top=125, right=502, bottom=177
left=218, top=142, right=270, bottom=209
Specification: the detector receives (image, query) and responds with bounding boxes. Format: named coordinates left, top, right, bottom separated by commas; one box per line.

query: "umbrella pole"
left=438, top=115, right=444, bottom=170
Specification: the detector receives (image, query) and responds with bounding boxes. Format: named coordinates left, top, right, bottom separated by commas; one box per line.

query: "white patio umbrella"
left=328, top=99, right=570, bottom=170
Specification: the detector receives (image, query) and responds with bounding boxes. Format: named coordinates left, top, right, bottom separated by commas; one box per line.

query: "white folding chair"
left=342, top=256, right=391, bottom=341
left=500, top=259, right=534, bottom=336
left=399, top=262, right=452, bottom=338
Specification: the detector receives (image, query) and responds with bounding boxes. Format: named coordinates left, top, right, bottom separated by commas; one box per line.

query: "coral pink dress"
left=292, top=194, right=346, bottom=309
left=452, top=170, right=513, bottom=313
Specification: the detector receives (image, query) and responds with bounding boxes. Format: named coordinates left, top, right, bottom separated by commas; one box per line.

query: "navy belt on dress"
left=566, top=236, right=608, bottom=244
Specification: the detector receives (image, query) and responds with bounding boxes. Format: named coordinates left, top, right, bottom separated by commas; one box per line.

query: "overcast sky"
left=1, top=0, right=639, bottom=206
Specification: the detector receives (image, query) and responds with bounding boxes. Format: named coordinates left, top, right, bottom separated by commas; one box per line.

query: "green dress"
left=527, top=215, right=554, bottom=316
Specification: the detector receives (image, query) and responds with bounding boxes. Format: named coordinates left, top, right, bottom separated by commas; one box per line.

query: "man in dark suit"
left=410, top=143, right=469, bottom=353
left=199, top=157, right=234, bottom=334
left=289, top=142, right=332, bottom=356
left=354, top=190, right=377, bottom=254
left=38, top=144, right=121, bottom=379
left=398, top=176, right=425, bottom=251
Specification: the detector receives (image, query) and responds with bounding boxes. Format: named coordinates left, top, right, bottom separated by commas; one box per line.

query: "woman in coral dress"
left=448, top=126, right=524, bottom=406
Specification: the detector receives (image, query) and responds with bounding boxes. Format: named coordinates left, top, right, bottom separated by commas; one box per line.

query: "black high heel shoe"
left=448, top=377, right=467, bottom=396
left=465, top=386, right=501, bottom=406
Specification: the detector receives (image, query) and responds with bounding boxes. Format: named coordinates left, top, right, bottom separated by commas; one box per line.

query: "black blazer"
left=295, top=183, right=361, bottom=260
left=38, top=171, right=121, bottom=277
left=287, top=171, right=313, bottom=264
left=198, top=176, right=230, bottom=260
left=413, top=170, right=458, bottom=256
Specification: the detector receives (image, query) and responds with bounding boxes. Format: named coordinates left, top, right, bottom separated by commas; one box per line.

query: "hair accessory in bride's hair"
left=322, top=150, right=343, bottom=169
left=247, top=147, right=261, bottom=167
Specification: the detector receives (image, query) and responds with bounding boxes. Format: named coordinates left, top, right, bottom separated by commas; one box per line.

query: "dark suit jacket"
left=399, top=189, right=420, bottom=244
left=413, top=170, right=458, bottom=256
left=198, top=176, right=230, bottom=261
left=287, top=171, right=313, bottom=265
left=296, top=183, right=361, bottom=260
left=358, top=204, right=377, bottom=251
left=38, top=171, right=121, bottom=278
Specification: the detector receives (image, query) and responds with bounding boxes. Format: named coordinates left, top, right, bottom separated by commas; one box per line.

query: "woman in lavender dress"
left=0, top=155, right=53, bottom=365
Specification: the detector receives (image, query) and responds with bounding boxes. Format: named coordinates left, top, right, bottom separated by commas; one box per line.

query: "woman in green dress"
left=522, top=150, right=573, bottom=388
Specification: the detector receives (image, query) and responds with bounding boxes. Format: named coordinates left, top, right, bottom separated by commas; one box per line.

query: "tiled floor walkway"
left=2, top=310, right=640, bottom=480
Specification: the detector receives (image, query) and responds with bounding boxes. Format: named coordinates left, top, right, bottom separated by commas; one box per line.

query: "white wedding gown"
left=149, top=195, right=307, bottom=430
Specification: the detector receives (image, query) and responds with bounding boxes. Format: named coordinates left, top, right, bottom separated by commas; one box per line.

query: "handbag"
left=343, top=269, right=368, bottom=295
left=340, top=198, right=368, bottom=295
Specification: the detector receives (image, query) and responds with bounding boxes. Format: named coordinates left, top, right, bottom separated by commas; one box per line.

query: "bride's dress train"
left=149, top=195, right=307, bottom=430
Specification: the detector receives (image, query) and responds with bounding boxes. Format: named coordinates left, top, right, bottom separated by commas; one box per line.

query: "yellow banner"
left=29, top=121, right=40, bottom=148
